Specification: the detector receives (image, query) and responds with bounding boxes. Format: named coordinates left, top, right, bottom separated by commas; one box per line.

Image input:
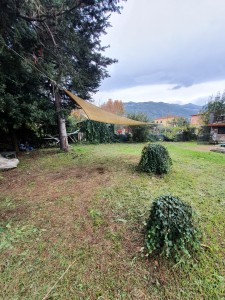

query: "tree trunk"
left=54, top=89, right=69, bottom=152
left=11, top=130, right=19, bottom=152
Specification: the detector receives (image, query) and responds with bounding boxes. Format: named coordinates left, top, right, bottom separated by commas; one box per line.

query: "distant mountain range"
left=124, top=101, right=202, bottom=121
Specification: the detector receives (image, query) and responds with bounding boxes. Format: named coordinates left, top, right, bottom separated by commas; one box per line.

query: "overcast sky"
left=93, top=0, right=225, bottom=106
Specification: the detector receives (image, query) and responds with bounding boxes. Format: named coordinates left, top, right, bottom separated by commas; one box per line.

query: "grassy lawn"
left=0, top=142, right=225, bottom=299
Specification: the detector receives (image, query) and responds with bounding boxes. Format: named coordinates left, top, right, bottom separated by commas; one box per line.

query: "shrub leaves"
left=145, top=195, right=201, bottom=260
left=138, top=143, right=172, bottom=175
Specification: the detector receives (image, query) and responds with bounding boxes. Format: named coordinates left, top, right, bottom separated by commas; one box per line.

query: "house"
left=190, top=114, right=204, bottom=126
left=154, top=115, right=180, bottom=126
left=208, top=114, right=225, bottom=143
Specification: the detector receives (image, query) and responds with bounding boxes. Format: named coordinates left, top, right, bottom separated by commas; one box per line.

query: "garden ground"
left=0, top=142, right=225, bottom=299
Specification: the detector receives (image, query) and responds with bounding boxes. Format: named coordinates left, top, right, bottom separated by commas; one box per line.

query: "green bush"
left=147, top=133, right=160, bottom=142
left=80, top=120, right=114, bottom=143
left=145, top=195, right=201, bottom=260
left=138, top=143, right=172, bottom=175
left=127, top=112, right=149, bottom=142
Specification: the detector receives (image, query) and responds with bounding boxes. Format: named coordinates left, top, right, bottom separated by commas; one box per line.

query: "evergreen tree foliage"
left=0, top=0, right=125, bottom=148
left=0, top=0, right=124, bottom=98
left=0, top=38, right=56, bottom=148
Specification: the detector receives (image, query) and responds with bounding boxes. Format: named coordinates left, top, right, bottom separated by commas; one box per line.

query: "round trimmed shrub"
left=138, top=143, right=172, bottom=175
left=145, top=195, right=200, bottom=260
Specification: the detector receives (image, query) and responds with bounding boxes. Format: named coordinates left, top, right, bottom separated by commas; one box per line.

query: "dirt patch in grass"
left=0, top=153, right=153, bottom=298
left=0, top=205, right=29, bottom=222
left=0, top=163, right=113, bottom=245
left=0, top=165, right=110, bottom=197
left=176, top=144, right=217, bottom=152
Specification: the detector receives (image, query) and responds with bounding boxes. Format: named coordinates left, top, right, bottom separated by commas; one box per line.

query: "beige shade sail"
left=64, top=90, right=151, bottom=126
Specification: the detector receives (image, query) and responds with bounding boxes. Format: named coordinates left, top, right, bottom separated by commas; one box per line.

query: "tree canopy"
left=0, top=0, right=125, bottom=149
left=127, top=112, right=150, bottom=142
left=201, top=92, right=225, bottom=124
left=100, top=99, right=124, bottom=115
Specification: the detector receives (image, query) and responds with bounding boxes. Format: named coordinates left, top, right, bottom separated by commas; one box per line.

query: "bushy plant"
left=160, top=126, right=197, bottom=142
left=127, top=112, right=149, bottom=142
left=80, top=120, right=114, bottom=144
left=197, top=126, right=211, bottom=144
left=138, top=143, right=172, bottom=175
left=147, top=133, right=160, bottom=142
left=145, top=195, right=201, bottom=260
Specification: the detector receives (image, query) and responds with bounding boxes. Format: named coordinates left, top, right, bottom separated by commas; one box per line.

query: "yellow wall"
left=154, top=116, right=179, bottom=126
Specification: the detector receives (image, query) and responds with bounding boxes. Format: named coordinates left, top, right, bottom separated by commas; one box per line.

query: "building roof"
left=154, top=115, right=180, bottom=120
left=208, top=123, right=225, bottom=127
left=191, top=113, right=204, bottom=117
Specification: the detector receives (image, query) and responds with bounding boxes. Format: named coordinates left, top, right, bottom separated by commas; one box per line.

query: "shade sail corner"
left=64, top=89, right=152, bottom=126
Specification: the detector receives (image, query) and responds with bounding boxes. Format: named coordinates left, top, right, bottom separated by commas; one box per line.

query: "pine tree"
left=0, top=0, right=125, bottom=151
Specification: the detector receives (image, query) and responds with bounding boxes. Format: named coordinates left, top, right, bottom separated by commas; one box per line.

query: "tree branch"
left=44, top=22, right=57, bottom=47
left=17, top=0, right=92, bottom=23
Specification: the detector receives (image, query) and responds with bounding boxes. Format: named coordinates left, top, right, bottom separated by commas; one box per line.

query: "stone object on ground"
left=210, top=147, right=225, bottom=154
left=0, top=155, right=19, bottom=170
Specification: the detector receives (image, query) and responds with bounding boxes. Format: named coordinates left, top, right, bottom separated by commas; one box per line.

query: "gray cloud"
left=171, top=85, right=183, bottom=90
left=100, top=0, right=225, bottom=92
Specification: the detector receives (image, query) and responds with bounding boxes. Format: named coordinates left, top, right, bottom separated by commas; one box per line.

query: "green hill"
left=124, top=101, right=202, bottom=121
